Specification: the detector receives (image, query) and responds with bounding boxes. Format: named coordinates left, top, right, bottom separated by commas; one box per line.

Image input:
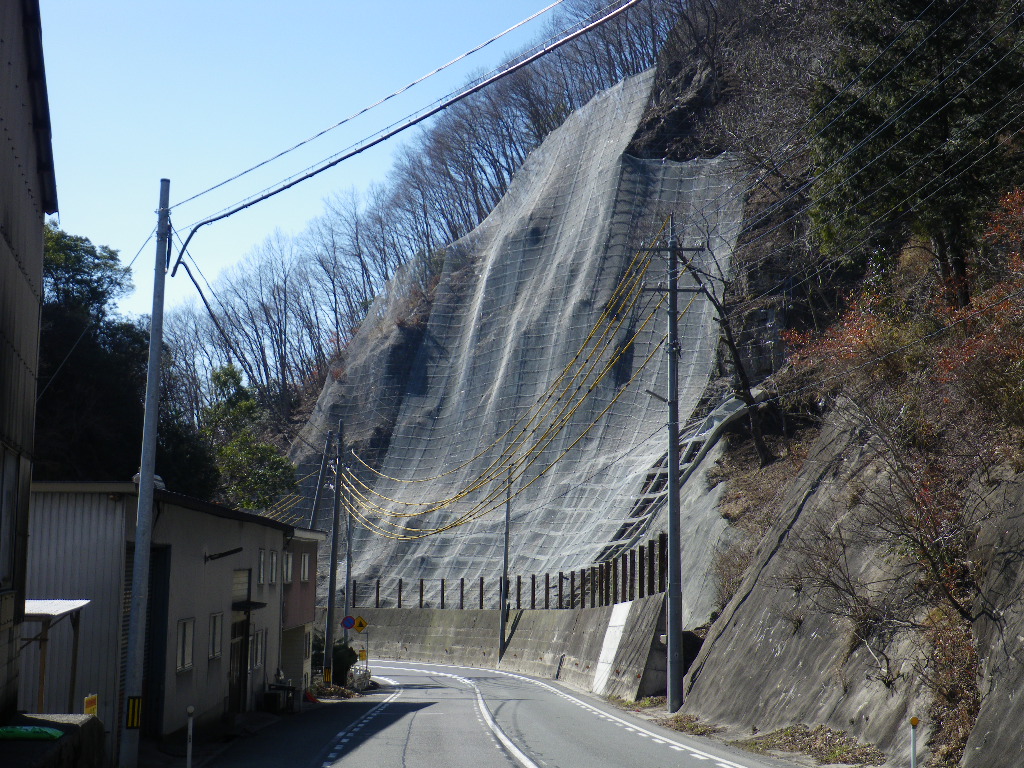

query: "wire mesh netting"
left=286, top=70, right=745, bottom=617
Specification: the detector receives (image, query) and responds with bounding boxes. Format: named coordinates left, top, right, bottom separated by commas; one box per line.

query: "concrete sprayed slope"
left=293, top=71, right=743, bottom=617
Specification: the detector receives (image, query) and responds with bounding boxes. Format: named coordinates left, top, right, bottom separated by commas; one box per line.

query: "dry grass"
left=657, top=713, right=723, bottom=737
left=709, top=427, right=820, bottom=608
left=733, top=724, right=886, bottom=765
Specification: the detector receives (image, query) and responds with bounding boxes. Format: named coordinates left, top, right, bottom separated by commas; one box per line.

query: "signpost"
left=354, top=617, right=370, bottom=673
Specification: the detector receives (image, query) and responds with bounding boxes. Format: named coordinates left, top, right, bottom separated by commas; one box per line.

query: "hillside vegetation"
left=660, top=2, right=1024, bottom=766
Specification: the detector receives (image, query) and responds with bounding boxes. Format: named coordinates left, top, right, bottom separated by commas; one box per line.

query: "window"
left=176, top=618, right=195, bottom=671
left=257, top=549, right=266, bottom=584
left=283, top=552, right=293, bottom=584
left=300, top=552, right=310, bottom=582
left=209, top=613, right=223, bottom=659
left=270, top=550, right=278, bottom=584
left=249, top=628, right=265, bottom=669
left=304, top=630, right=311, bottom=660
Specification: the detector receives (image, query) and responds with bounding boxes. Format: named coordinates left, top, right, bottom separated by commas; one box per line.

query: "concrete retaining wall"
left=351, top=593, right=665, bottom=701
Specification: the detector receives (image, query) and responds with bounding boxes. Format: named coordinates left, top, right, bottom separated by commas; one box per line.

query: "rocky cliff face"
left=684, top=405, right=1024, bottom=767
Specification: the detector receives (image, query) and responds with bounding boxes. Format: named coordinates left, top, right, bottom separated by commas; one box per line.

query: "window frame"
left=257, top=548, right=266, bottom=585
left=282, top=551, right=293, bottom=584
left=269, top=550, right=278, bottom=585
left=176, top=618, right=195, bottom=672
left=249, top=627, right=266, bottom=669
left=300, top=552, right=310, bottom=582
left=209, top=612, right=223, bottom=659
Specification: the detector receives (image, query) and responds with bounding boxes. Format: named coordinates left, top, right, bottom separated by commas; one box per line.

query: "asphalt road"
left=264, top=661, right=803, bottom=768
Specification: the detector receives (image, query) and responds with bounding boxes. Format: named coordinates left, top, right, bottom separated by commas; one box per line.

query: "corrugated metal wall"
left=0, top=0, right=46, bottom=458
left=20, top=490, right=126, bottom=746
left=1, top=0, right=52, bottom=722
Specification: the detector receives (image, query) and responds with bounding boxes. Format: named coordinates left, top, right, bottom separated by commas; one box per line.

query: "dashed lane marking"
left=319, top=688, right=402, bottom=767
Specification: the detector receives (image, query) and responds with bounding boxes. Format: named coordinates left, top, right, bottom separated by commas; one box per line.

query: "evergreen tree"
left=811, top=0, right=1024, bottom=306
left=202, top=365, right=295, bottom=511
left=35, top=223, right=219, bottom=498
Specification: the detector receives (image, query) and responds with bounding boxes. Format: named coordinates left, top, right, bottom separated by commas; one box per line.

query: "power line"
left=169, top=0, right=567, bottom=212
left=168, top=0, right=645, bottom=276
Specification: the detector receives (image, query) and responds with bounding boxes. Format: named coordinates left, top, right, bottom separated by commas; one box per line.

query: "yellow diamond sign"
left=354, top=616, right=368, bottom=633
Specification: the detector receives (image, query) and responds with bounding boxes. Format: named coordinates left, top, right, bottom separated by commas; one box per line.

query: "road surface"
left=282, top=661, right=802, bottom=768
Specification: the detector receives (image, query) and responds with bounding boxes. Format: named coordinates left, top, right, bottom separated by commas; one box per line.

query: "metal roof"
left=24, top=599, right=90, bottom=620
left=31, top=482, right=295, bottom=536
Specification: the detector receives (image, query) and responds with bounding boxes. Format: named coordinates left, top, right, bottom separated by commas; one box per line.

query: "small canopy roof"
left=24, top=599, right=90, bottom=620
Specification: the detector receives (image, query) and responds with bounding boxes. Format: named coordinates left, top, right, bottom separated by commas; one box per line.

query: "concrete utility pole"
left=666, top=217, right=683, bottom=714
left=119, top=179, right=171, bottom=768
left=499, top=466, right=512, bottom=659
left=644, top=215, right=707, bottom=714
left=308, top=430, right=334, bottom=529
left=324, top=419, right=343, bottom=683
left=343, top=444, right=353, bottom=647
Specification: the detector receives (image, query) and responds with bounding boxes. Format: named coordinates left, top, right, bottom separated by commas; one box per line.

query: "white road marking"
left=378, top=661, right=758, bottom=768
left=320, top=688, right=402, bottom=767
left=376, top=665, right=540, bottom=768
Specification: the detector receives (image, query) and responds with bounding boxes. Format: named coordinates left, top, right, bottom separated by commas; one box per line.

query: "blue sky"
left=40, top=1, right=563, bottom=316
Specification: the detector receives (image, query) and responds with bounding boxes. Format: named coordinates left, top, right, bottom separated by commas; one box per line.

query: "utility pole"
left=343, top=444, right=353, bottom=647
left=119, top=179, right=171, bottom=768
left=666, top=216, right=683, bottom=714
left=499, top=465, right=511, bottom=659
left=308, top=430, right=334, bottom=529
left=640, top=216, right=706, bottom=713
left=324, top=419, right=343, bottom=683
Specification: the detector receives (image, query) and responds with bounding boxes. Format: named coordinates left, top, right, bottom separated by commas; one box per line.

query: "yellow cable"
left=348, top=219, right=670, bottom=485
left=349, top=292, right=685, bottom=535
left=345, top=249, right=663, bottom=510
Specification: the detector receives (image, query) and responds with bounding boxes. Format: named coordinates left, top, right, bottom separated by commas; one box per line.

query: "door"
left=228, top=569, right=250, bottom=713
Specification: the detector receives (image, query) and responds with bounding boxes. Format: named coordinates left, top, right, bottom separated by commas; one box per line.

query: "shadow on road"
left=208, top=697, right=430, bottom=768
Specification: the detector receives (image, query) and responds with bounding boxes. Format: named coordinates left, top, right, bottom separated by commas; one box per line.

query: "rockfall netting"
left=285, top=70, right=745, bottom=621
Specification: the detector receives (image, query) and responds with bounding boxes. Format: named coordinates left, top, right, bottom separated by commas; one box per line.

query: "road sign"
left=358, top=649, right=367, bottom=660
left=354, top=616, right=368, bottom=633
left=341, top=615, right=355, bottom=629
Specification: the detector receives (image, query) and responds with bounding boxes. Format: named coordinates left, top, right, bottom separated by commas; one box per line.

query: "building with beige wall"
left=281, top=528, right=325, bottom=692
left=23, top=483, right=321, bottom=757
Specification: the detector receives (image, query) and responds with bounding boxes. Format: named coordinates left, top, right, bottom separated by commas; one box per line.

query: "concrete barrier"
left=350, top=593, right=665, bottom=700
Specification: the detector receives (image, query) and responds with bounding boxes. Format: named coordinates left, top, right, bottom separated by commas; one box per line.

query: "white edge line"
left=474, top=687, right=541, bottom=768
left=377, top=665, right=539, bottom=768
left=376, top=662, right=751, bottom=768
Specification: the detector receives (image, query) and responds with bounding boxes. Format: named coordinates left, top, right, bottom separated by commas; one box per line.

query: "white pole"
left=500, top=466, right=511, bottom=659
left=119, top=179, right=171, bottom=768
left=186, top=705, right=195, bottom=768
left=325, top=419, right=343, bottom=682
